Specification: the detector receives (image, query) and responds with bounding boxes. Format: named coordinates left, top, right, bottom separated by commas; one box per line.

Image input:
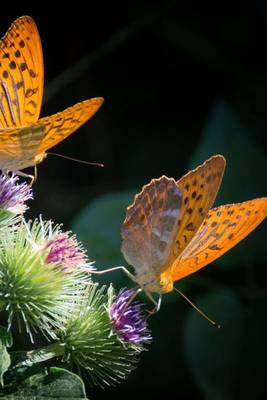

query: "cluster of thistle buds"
left=0, top=173, right=151, bottom=388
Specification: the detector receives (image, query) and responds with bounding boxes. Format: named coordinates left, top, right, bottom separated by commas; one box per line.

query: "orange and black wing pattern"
left=38, top=98, right=104, bottom=153
left=171, top=198, right=267, bottom=281
left=164, top=155, right=225, bottom=266
left=0, top=16, right=43, bottom=128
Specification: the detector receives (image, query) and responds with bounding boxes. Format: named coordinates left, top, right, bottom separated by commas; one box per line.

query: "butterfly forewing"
left=171, top=198, right=267, bottom=281
left=121, top=176, right=182, bottom=274
left=170, top=155, right=226, bottom=261
left=38, top=98, right=104, bottom=153
left=0, top=16, right=43, bottom=128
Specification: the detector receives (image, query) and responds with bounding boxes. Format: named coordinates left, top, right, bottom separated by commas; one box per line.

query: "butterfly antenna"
left=47, top=152, right=104, bottom=167
left=174, top=287, right=221, bottom=329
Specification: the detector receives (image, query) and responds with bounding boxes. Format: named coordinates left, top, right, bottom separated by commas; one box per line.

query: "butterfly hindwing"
left=0, top=125, right=44, bottom=170
left=0, top=16, right=43, bottom=128
left=171, top=198, right=267, bottom=281
left=38, top=98, right=104, bottom=153
left=0, top=98, right=103, bottom=171
left=121, top=176, right=182, bottom=274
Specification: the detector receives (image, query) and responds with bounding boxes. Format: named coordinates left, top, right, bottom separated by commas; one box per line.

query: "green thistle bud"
left=59, top=284, right=142, bottom=388
left=0, top=218, right=91, bottom=341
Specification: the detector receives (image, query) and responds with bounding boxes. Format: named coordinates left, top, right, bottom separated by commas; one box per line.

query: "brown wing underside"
left=171, top=198, right=267, bottom=281
left=121, top=176, right=182, bottom=273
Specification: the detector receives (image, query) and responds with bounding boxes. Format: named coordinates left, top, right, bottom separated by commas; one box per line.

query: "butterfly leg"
left=85, top=265, right=137, bottom=283
left=28, top=166, right=37, bottom=186
left=15, top=170, right=36, bottom=186
left=33, top=165, right=38, bottom=183
left=5, top=170, right=12, bottom=178
left=145, top=292, right=162, bottom=318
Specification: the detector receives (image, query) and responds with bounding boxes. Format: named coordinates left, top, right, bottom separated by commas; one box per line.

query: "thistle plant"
left=0, top=174, right=151, bottom=397
left=0, top=174, right=32, bottom=226
left=0, top=218, right=89, bottom=340
left=110, top=288, right=152, bottom=345
left=57, top=285, right=148, bottom=388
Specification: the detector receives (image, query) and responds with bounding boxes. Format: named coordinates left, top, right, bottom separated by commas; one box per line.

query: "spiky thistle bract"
left=0, top=218, right=91, bottom=341
left=58, top=284, right=148, bottom=388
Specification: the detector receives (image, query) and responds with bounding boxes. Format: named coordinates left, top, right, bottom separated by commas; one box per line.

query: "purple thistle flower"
left=45, top=232, right=87, bottom=271
left=0, top=173, right=32, bottom=214
left=111, top=288, right=152, bottom=345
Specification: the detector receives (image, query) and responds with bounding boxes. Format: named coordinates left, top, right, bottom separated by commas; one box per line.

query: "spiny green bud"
left=0, top=218, right=91, bottom=341
left=59, top=284, right=144, bottom=388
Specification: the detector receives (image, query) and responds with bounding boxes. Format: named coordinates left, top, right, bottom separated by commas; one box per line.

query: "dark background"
left=2, top=2, right=267, bottom=399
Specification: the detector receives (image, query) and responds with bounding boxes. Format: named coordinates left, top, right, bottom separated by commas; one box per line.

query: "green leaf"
left=183, top=290, right=267, bottom=400
left=0, top=343, right=10, bottom=387
left=10, top=343, right=62, bottom=370
left=188, top=98, right=267, bottom=268
left=0, top=326, right=12, bottom=386
left=3, top=345, right=65, bottom=392
left=72, top=189, right=137, bottom=288
left=2, top=357, right=42, bottom=394
left=1, top=367, right=88, bottom=399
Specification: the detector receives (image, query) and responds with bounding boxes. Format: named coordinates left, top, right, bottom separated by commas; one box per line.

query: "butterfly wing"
left=0, top=98, right=103, bottom=171
left=0, top=16, right=44, bottom=128
left=168, top=155, right=226, bottom=262
left=37, top=98, right=104, bottom=153
left=0, top=125, right=44, bottom=171
left=170, top=198, right=267, bottom=281
left=121, top=176, right=182, bottom=275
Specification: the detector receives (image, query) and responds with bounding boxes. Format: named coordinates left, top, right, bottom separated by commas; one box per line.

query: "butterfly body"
left=0, top=16, right=103, bottom=176
left=121, top=155, right=267, bottom=296
left=131, top=269, right=173, bottom=294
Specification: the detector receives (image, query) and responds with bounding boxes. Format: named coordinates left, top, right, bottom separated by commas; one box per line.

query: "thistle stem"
left=12, top=342, right=65, bottom=369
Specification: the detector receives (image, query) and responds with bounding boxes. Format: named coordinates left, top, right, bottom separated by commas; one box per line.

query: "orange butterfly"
left=117, top=155, right=267, bottom=312
left=0, top=16, right=103, bottom=180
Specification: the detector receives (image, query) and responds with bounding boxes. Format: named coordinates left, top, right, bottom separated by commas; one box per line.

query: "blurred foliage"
left=183, top=290, right=267, bottom=400
left=2, top=2, right=267, bottom=399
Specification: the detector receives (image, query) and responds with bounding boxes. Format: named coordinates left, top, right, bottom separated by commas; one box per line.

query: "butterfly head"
left=159, top=271, right=174, bottom=293
left=136, top=270, right=173, bottom=294
left=34, top=152, right=47, bottom=165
